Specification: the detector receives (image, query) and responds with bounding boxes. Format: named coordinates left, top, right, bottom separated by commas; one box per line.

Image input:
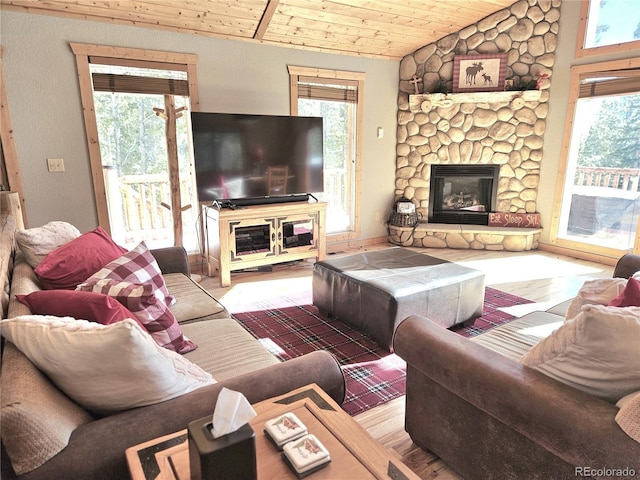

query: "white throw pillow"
left=564, top=278, right=627, bottom=321
left=0, top=315, right=216, bottom=414
left=15, top=221, right=81, bottom=268
left=616, top=390, right=640, bottom=444
left=520, top=304, right=640, bottom=403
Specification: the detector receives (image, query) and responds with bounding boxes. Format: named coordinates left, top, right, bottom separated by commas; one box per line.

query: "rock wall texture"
left=396, top=0, right=560, bottom=220
left=388, top=223, right=541, bottom=251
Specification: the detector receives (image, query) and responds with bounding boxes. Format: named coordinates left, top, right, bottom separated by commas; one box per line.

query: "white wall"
left=1, top=10, right=399, bottom=240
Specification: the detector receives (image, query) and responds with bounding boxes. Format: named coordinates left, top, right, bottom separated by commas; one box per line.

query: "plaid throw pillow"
left=87, top=241, right=176, bottom=307
left=77, top=279, right=196, bottom=354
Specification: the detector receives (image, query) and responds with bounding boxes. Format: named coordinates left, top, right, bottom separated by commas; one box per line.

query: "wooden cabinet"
left=204, top=201, right=327, bottom=287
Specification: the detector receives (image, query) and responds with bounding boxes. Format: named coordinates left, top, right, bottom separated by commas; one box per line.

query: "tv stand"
left=203, top=201, right=327, bottom=287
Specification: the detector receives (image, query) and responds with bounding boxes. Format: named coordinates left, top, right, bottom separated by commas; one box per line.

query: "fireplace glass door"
left=429, top=165, right=498, bottom=225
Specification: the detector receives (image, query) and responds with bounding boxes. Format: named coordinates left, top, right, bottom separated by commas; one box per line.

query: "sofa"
left=394, top=253, right=640, bottom=480
left=0, top=192, right=346, bottom=480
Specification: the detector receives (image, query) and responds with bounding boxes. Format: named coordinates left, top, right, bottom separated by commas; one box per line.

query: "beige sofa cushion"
left=165, top=273, right=228, bottom=322
left=1, top=342, right=92, bottom=475
left=182, top=318, right=280, bottom=381
left=7, top=254, right=45, bottom=318
left=471, top=310, right=563, bottom=361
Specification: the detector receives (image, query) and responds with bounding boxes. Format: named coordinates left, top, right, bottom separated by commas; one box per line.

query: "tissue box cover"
left=264, top=413, right=308, bottom=448
left=187, top=417, right=256, bottom=480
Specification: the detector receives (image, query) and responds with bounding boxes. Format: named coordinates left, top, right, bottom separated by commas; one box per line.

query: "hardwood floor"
left=197, top=244, right=615, bottom=479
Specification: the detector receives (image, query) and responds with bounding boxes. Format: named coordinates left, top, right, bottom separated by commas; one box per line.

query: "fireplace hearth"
left=429, top=165, right=499, bottom=225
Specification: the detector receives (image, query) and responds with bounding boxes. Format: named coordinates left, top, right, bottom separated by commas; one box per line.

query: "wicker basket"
left=388, top=211, right=419, bottom=227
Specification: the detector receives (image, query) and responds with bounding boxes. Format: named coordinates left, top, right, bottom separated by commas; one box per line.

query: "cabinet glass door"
left=278, top=214, right=318, bottom=254
left=230, top=218, right=277, bottom=262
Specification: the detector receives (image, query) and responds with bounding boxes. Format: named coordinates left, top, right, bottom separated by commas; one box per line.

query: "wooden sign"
left=488, top=212, right=541, bottom=228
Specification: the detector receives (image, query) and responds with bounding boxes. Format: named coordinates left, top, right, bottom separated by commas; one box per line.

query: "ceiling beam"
left=254, top=0, right=280, bottom=40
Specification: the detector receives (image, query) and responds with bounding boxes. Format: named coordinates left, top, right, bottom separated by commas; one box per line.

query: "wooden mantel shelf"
left=409, top=89, right=542, bottom=112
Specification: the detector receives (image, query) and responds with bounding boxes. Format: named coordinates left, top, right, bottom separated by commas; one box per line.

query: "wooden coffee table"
left=126, top=383, right=419, bottom=479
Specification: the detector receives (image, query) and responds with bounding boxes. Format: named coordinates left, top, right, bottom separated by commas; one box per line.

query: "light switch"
left=377, top=127, right=384, bottom=138
left=47, top=158, right=65, bottom=172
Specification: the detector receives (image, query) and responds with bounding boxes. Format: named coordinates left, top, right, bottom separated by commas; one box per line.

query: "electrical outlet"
left=47, top=158, right=65, bottom=172
left=375, top=212, right=381, bottom=221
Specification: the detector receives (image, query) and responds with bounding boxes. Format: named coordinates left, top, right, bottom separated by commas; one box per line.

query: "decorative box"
left=281, top=433, right=331, bottom=478
left=264, top=412, right=307, bottom=449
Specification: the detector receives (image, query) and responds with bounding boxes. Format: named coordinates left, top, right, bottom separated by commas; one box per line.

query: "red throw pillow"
left=34, top=227, right=127, bottom=290
left=609, top=277, right=640, bottom=307
left=77, top=278, right=197, bottom=354
left=16, top=290, right=141, bottom=327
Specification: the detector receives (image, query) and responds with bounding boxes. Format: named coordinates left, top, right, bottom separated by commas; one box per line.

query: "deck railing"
left=103, top=166, right=348, bottom=245
left=103, top=167, right=197, bottom=246
left=324, top=168, right=346, bottom=206
left=575, top=166, right=640, bottom=191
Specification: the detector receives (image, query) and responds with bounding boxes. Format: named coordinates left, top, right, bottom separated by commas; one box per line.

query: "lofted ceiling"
left=1, top=0, right=516, bottom=60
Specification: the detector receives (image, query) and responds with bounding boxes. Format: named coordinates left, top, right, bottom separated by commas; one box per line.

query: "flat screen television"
left=191, top=112, right=324, bottom=206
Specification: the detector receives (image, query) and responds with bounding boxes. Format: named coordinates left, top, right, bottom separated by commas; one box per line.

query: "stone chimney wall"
left=396, top=0, right=560, bottom=220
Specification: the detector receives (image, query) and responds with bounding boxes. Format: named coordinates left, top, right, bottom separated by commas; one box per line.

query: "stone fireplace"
left=390, top=91, right=545, bottom=251
left=397, top=90, right=546, bottom=221
left=429, top=165, right=499, bottom=225
left=389, top=0, right=559, bottom=251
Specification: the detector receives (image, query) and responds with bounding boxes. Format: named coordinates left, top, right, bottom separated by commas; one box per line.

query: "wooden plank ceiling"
left=1, top=0, right=515, bottom=60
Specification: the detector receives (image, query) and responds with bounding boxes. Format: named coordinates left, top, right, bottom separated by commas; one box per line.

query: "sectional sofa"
left=0, top=192, right=345, bottom=480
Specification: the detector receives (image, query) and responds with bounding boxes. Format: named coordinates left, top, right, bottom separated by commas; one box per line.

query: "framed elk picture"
left=453, top=54, right=507, bottom=93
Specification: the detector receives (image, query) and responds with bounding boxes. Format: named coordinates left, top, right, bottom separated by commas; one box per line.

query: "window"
left=550, top=58, right=640, bottom=256
left=71, top=44, right=200, bottom=251
left=576, top=0, right=640, bottom=57
left=288, top=66, right=364, bottom=239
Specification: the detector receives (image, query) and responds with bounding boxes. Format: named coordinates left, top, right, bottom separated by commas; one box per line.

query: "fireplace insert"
left=429, top=165, right=499, bottom=225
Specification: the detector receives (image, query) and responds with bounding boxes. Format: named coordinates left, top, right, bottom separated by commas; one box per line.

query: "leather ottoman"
left=312, top=247, right=485, bottom=350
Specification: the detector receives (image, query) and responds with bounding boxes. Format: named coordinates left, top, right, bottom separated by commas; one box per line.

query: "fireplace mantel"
left=409, top=90, right=542, bottom=112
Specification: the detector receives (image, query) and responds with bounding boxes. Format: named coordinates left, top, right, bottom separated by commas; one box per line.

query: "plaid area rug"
left=232, top=287, right=531, bottom=416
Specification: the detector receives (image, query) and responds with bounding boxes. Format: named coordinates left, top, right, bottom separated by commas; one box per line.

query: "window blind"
left=579, top=69, right=640, bottom=98
left=91, top=73, right=189, bottom=96
left=296, top=76, right=358, bottom=103
left=89, top=55, right=189, bottom=96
